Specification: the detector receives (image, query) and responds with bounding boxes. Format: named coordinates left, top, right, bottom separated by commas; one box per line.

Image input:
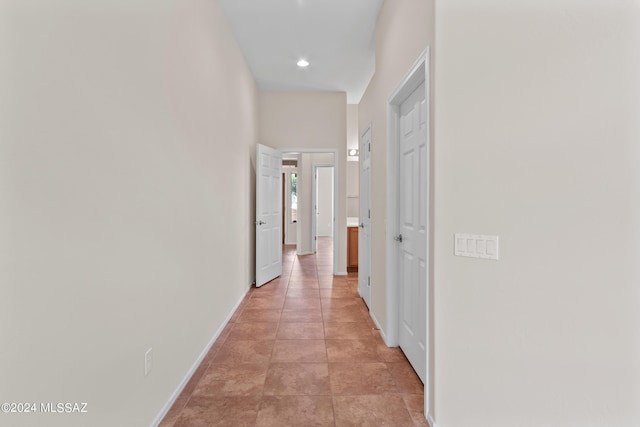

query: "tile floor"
left=160, top=238, right=427, bottom=426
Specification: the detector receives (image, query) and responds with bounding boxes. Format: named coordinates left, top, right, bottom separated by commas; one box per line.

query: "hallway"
left=160, top=238, right=426, bottom=426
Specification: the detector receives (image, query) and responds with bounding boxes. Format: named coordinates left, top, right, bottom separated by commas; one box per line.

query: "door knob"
left=359, top=223, right=365, bottom=228
left=394, top=234, right=403, bottom=242
left=255, top=220, right=266, bottom=225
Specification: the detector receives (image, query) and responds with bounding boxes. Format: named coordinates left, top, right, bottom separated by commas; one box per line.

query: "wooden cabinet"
left=347, top=226, right=358, bottom=272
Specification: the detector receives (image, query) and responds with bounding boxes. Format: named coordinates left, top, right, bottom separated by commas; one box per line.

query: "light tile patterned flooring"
left=160, top=238, right=427, bottom=426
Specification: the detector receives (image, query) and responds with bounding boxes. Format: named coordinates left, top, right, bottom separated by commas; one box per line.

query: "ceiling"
left=218, top=0, right=384, bottom=104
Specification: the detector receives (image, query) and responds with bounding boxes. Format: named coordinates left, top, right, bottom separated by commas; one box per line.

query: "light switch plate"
left=145, top=348, right=153, bottom=377
left=455, top=234, right=499, bottom=260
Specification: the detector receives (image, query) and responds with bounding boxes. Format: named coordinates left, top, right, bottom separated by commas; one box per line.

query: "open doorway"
left=280, top=151, right=337, bottom=273
left=282, top=157, right=298, bottom=246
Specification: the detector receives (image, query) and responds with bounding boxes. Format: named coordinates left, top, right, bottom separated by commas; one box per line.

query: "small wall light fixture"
left=297, top=59, right=310, bottom=68
left=348, top=149, right=359, bottom=157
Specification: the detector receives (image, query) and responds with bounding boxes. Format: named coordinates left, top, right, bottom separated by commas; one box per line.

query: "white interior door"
left=397, top=81, right=427, bottom=382
left=256, top=144, right=283, bottom=287
left=358, top=127, right=372, bottom=308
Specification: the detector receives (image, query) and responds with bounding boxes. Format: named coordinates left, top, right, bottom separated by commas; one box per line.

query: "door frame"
left=385, top=48, right=432, bottom=417
left=312, top=164, right=335, bottom=252
left=280, top=148, right=340, bottom=275
left=358, top=123, right=372, bottom=308
left=282, top=166, right=299, bottom=245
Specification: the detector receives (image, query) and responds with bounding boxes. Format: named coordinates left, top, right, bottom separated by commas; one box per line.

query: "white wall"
left=0, top=1, right=257, bottom=426
left=316, top=167, right=334, bottom=237
left=434, top=1, right=640, bottom=426
left=259, top=92, right=347, bottom=272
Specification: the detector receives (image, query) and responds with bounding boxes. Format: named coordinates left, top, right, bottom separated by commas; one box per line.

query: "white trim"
left=427, top=413, right=439, bottom=427
left=385, top=102, right=400, bottom=347
left=149, top=285, right=251, bottom=427
left=369, top=310, right=388, bottom=345
left=386, top=47, right=432, bottom=416
left=280, top=148, right=339, bottom=276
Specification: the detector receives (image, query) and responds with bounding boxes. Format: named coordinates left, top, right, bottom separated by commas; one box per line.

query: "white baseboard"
left=369, top=311, right=390, bottom=344
left=149, top=285, right=251, bottom=427
left=427, top=413, right=439, bottom=427
left=334, top=271, right=348, bottom=276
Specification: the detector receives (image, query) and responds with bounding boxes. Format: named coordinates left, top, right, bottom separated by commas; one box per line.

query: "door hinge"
left=368, top=276, right=371, bottom=287
left=368, top=209, right=371, bottom=219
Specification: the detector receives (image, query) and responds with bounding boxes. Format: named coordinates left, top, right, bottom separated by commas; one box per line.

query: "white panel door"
left=397, top=81, right=427, bottom=382
left=256, top=144, right=283, bottom=287
left=358, top=127, right=372, bottom=308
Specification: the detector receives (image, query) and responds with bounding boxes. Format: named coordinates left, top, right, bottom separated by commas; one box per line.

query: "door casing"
left=280, top=148, right=339, bottom=275
left=358, top=124, right=372, bottom=308
left=385, top=48, right=432, bottom=419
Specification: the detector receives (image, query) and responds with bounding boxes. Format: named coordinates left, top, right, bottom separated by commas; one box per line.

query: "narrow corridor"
left=160, top=238, right=426, bottom=426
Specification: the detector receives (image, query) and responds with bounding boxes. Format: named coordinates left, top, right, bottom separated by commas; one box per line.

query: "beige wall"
left=347, top=161, right=360, bottom=218
left=346, top=104, right=359, bottom=218
left=347, top=104, right=359, bottom=151
left=358, top=0, right=434, bottom=349
left=433, top=1, right=640, bottom=426
left=0, top=1, right=257, bottom=426
left=259, top=92, right=347, bottom=272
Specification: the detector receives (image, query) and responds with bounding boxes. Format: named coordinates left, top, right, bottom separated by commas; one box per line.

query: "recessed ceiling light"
left=297, top=59, right=310, bottom=68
